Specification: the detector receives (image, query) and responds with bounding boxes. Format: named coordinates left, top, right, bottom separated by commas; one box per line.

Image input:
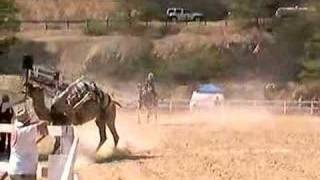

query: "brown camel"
left=26, top=82, right=120, bottom=151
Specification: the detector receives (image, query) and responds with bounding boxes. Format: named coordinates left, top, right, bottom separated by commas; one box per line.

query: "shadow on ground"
left=95, top=148, right=159, bottom=163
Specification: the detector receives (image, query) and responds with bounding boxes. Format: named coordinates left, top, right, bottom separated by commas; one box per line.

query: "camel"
left=26, top=82, right=121, bottom=151
left=137, top=83, right=157, bottom=123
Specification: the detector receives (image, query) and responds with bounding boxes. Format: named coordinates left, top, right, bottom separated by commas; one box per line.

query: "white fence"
left=0, top=124, right=78, bottom=180
left=130, top=99, right=320, bottom=115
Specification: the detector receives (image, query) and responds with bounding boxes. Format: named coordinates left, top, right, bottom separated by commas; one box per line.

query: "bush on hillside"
left=83, top=19, right=108, bottom=36
left=84, top=38, right=157, bottom=80
left=83, top=19, right=144, bottom=36
left=155, top=47, right=228, bottom=83
left=0, top=0, right=20, bottom=31
left=139, top=1, right=162, bottom=21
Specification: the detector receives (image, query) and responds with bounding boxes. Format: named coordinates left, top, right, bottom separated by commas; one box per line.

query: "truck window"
left=184, top=9, right=191, bottom=14
left=168, top=9, right=174, bottom=14
left=176, top=9, right=182, bottom=14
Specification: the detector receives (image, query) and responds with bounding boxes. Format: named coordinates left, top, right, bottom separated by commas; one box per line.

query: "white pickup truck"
left=166, top=8, right=205, bottom=22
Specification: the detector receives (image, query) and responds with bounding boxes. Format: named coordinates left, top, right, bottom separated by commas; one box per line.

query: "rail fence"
left=130, top=99, right=320, bottom=115
left=1, top=17, right=275, bottom=31
left=0, top=124, right=78, bottom=180
left=4, top=18, right=210, bottom=31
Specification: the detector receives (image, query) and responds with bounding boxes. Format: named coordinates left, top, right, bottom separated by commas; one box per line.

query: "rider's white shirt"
left=8, top=122, right=38, bottom=175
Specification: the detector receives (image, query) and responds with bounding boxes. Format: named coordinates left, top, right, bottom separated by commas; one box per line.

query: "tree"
left=0, top=0, right=19, bottom=31
left=0, top=0, right=19, bottom=69
left=139, top=1, right=162, bottom=21
left=297, top=1, right=320, bottom=82
left=231, top=0, right=307, bottom=26
left=117, top=0, right=162, bottom=21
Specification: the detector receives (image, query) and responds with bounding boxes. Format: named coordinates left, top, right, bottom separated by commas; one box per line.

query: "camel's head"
left=25, top=82, right=44, bottom=99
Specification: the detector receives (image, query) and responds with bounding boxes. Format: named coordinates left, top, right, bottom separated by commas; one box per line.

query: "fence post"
left=48, top=155, right=68, bottom=180
left=169, top=98, right=173, bottom=113
left=85, top=19, right=89, bottom=31
left=48, top=126, right=74, bottom=180
left=310, top=101, right=314, bottom=115
left=61, top=126, right=74, bottom=154
left=283, top=101, right=287, bottom=115
left=44, top=22, right=48, bottom=31
left=105, top=18, right=109, bottom=29
left=66, top=20, right=70, bottom=30
left=128, top=17, right=132, bottom=27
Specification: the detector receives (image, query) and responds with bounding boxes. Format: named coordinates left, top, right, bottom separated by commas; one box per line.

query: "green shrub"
left=0, top=0, right=20, bottom=32
left=155, top=47, right=228, bottom=83
left=85, top=38, right=157, bottom=80
left=83, top=17, right=148, bottom=36
left=83, top=19, right=108, bottom=36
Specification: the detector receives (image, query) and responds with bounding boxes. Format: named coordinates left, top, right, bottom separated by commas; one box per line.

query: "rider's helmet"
left=147, top=72, right=154, bottom=81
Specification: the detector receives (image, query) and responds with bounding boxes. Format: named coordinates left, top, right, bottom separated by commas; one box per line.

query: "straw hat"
left=15, top=106, right=31, bottom=126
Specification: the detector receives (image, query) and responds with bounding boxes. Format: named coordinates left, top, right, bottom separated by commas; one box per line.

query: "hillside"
left=15, top=0, right=228, bottom=20
left=1, top=0, right=318, bottom=101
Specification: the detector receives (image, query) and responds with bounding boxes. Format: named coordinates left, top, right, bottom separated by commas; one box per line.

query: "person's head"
left=2, top=94, right=10, bottom=103
left=147, top=72, right=154, bottom=81
left=16, top=106, right=31, bottom=126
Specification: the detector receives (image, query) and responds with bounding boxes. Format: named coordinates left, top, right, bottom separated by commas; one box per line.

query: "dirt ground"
left=74, top=108, right=320, bottom=180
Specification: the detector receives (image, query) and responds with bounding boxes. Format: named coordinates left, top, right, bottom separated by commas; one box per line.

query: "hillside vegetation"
left=1, top=0, right=320, bottom=100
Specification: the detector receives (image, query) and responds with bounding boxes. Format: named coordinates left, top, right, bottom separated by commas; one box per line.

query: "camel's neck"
left=31, top=92, right=51, bottom=121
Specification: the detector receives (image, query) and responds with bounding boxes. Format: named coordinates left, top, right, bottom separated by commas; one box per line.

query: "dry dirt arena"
left=73, top=108, right=320, bottom=180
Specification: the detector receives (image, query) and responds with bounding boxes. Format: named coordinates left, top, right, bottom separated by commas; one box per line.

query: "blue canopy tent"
left=197, top=84, right=223, bottom=94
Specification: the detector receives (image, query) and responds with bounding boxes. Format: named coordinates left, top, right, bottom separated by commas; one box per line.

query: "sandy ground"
left=73, top=108, right=320, bottom=180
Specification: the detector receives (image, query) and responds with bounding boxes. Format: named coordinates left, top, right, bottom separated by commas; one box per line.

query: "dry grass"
left=15, top=0, right=117, bottom=20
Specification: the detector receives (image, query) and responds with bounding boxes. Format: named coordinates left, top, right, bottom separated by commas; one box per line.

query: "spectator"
left=8, top=106, right=48, bottom=180
left=0, top=94, right=14, bottom=154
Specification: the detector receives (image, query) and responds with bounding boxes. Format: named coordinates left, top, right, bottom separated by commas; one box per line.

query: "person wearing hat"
left=145, top=72, right=157, bottom=98
left=8, top=106, right=48, bottom=180
left=0, top=94, right=14, bottom=154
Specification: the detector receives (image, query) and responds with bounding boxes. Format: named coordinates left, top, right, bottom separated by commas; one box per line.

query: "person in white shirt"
left=8, top=106, right=48, bottom=180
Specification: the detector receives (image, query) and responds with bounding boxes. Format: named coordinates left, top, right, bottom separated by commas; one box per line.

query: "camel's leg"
left=52, top=136, right=61, bottom=154
left=95, top=119, right=107, bottom=151
left=153, top=106, right=158, bottom=124
left=137, top=107, right=141, bottom=124
left=147, top=109, right=151, bottom=124
left=106, top=104, right=119, bottom=147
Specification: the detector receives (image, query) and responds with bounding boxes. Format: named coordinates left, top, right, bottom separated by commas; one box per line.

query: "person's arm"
left=35, top=121, right=49, bottom=144
left=36, top=121, right=49, bottom=136
left=23, top=121, right=48, bottom=136
left=8, top=107, right=14, bottom=120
